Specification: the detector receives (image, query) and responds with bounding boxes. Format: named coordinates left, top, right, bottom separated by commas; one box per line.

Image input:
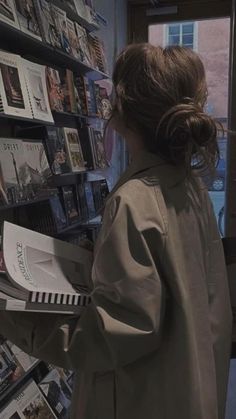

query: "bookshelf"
left=0, top=0, right=111, bottom=416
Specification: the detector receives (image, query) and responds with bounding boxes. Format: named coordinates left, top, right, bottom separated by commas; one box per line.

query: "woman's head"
left=111, top=43, right=219, bottom=172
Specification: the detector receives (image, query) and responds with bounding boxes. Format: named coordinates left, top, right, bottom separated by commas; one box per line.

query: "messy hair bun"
left=112, top=44, right=220, bottom=173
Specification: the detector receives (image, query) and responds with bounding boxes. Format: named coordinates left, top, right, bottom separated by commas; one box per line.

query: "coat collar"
left=108, top=151, right=187, bottom=202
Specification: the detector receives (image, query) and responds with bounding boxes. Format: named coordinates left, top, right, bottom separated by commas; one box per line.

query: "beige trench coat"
left=0, top=152, right=232, bottom=419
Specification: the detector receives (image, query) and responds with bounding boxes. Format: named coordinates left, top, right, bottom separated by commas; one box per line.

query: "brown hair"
left=111, top=43, right=220, bottom=173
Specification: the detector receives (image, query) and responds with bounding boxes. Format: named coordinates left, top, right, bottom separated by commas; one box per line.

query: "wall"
left=92, top=0, right=128, bottom=189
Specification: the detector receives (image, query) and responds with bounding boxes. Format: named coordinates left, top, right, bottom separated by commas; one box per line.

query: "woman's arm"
left=0, top=188, right=167, bottom=372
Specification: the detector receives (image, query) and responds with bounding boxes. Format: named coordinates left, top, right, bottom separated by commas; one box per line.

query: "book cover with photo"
left=6, top=341, right=38, bottom=373
left=34, top=0, right=54, bottom=45
left=75, top=22, right=92, bottom=66
left=49, top=195, right=67, bottom=232
left=58, top=69, right=77, bottom=113
left=0, top=138, right=28, bottom=205
left=14, top=379, right=57, bottom=419
left=76, top=183, right=88, bottom=222
left=23, top=60, right=53, bottom=122
left=62, top=185, right=80, bottom=225
left=66, top=18, right=80, bottom=60
left=84, top=182, right=96, bottom=219
left=0, top=341, right=24, bottom=395
left=63, top=128, right=86, bottom=172
left=0, top=51, right=32, bottom=118
left=22, top=140, right=53, bottom=198
left=0, top=399, right=24, bottom=418
left=84, top=77, right=98, bottom=116
left=0, top=0, right=19, bottom=29
left=73, top=74, right=88, bottom=115
left=14, top=0, right=42, bottom=40
left=39, top=368, right=72, bottom=419
left=50, top=4, right=71, bottom=54
left=46, top=67, right=65, bottom=113
left=93, top=129, right=107, bottom=169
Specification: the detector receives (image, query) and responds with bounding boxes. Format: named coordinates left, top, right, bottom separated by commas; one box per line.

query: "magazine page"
left=15, top=379, right=57, bottom=418
left=39, top=369, right=72, bottom=419
left=0, top=341, right=24, bottom=396
left=0, top=0, right=20, bottom=29
left=46, top=67, right=65, bottom=113
left=22, top=140, right=52, bottom=199
left=14, top=0, right=42, bottom=40
left=63, top=128, right=86, bottom=172
left=50, top=4, right=70, bottom=53
left=0, top=399, right=25, bottom=419
left=0, top=51, right=32, bottom=118
left=34, top=0, right=53, bottom=45
left=66, top=18, right=80, bottom=60
left=75, top=23, right=92, bottom=66
left=3, top=222, right=93, bottom=294
left=0, top=139, right=28, bottom=206
left=22, top=59, right=53, bottom=122
left=7, top=341, right=38, bottom=372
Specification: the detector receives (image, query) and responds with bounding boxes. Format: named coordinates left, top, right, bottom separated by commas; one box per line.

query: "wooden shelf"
left=0, top=195, right=56, bottom=212
left=0, top=113, right=54, bottom=126
left=0, top=22, right=109, bottom=81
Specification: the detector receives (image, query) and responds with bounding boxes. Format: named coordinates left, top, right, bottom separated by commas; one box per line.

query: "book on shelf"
left=73, top=74, right=88, bottom=115
left=88, top=34, right=108, bottom=74
left=34, top=0, right=53, bottom=45
left=66, top=18, right=81, bottom=60
left=0, top=0, right=20, bottom=29
left=76, top=183, right=88, bottom=222
left=0, top=221, right=92, bottom=313
left=0, top=340, right=24, bottom=395
left=39, top=368, right=72, bottom=418
left=0, top=379, right=57, bottom=418
left=49, top=195, right=67, bottom=232
left=22, top=59, right=54, bottom=123
left=74, top=22, right=92, bottom=66
left=93, top=129, right=108, bottom=169
left=14, top=0, right=42, bottom=40
left=0, top=51, right=32, bottom=119
left=62, top=185, right=80, bottom=226
left=79, top=126, right=97, bottom=170
left=50, top=3, right=71, bottom=54
left=62, top=128, right=86, bottom=173
left=84, top=77, right=98, bottom=116
left=17, top=125, right=71, bottom=175
left=71, top=0, right=87, bottom=20
left=95, top=81, right=112, bottom=120
left=84, top=182, right=96, bottom=219
left=59, top=69, right=77, bottom=113
left=22, top=139, right=53, bottom=199
left=46, top=67, right=65, bottom=113
left=6, top=341, right=38, bottom=373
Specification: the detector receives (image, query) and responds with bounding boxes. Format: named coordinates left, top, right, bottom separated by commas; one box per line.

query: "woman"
left=0, top=44, right=232, bottom=419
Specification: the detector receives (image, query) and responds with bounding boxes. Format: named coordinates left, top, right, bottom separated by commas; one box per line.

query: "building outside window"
left=166, top=22, right=196, bottom=49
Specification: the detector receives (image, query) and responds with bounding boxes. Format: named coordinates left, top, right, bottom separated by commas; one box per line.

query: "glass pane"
left=169, top=35, right=180, bottom=45
left=149, top=18, right=230, bottom=236
left=183, top=23, right=194, bottom=34
left=182, top=34, right=194, bottom=45
left=169, top=25, right=180, bottom=35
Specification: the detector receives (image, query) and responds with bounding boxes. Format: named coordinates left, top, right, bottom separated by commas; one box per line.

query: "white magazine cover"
left=0, top=139, right=27, bottom=204
left=63, top=128, right=86, bottom=173
left=3, top=221, right=93, bottom=293
left=14, top=0, right=42, bottom=40
left=22, top=140, right=51, bottom=187
left=0, top=399, right=24, bottom=419
left=22, top=59, right=53, bottom=122
left=0, top=51, right=32, bottom=118
left=0, top=0, right=19, bottom=29
left=73, top=0, right=87, bottom=19
left=15, top=380, right=57, bottom=418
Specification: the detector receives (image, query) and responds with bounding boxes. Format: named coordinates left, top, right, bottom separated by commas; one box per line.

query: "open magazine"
left=0, top=222, right=93, bottom=313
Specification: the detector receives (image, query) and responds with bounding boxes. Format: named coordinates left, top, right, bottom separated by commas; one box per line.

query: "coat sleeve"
left=0, top=191, right=167, bottom=372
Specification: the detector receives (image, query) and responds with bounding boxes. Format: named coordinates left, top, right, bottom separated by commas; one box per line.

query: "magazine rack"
left=0, top=0, right=110, bottom=415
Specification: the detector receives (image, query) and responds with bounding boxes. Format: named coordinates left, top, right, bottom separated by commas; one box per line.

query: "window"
left=166, top=22, right=195, bottom=49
